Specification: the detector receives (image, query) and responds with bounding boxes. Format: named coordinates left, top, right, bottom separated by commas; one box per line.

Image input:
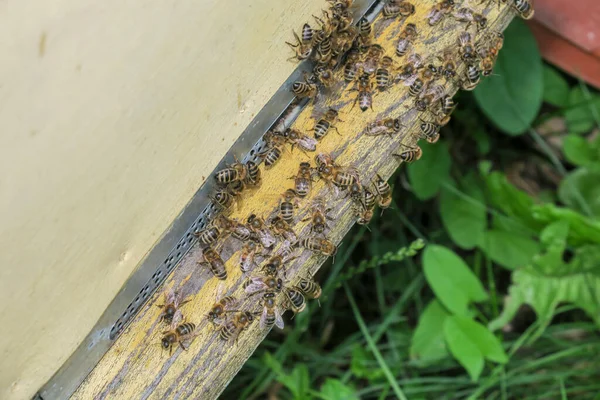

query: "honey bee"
left=362, top=44, right=384, bottom=76
left=440, top=95, right=456, bottom=118
left=247, top=214, right=277, bottom=249
left=314, top=37, right=333, bottom=66
left=207, top=294, right=238, bottom=325
left=396, top=23, right=418, bottom=57
left=214, top=158, right=246, bottom=185
left=292, top=73, right=318, bottom=99
left=373, top=173, right=393, bottom=210
left=219, top=311, right=254, bottom=342
left=393, top=146, right=422, bottom=163
left=302, top=199, right=333, bottom=235
left=331, top=28, right=356, bottom=56
left=244, top=275, right=284, bottom=294
left=357, top=207, right=374, bottom=225
left=419, top=118, right=442, bottom=143
left=161, top=322, right=197, bottom=355
left=286, top=24, right=313, bottom=61
left=333, top=167, right=360, bottom=190
left=458, top=31, right=477, bottom=62
left=297, top=278, right=322, bottom=299
left=314, top=108, right=341, bottom=140
left=476, top=33, right=504, bottom=76
left=328, top=0, right=354, bottom=12
left=157, top=290, right=190, bottom=327
left=415, top=84, right=445, bottom=112
left=427, top=0, right=455, bottom=26
left=194, top=224, right=221, bottom=246
left=351, top=73, right=374, bottom=112
left=198, top=246, right=227, bottom=280
left=278, top=188, right=298, bottom=223
left=343, top=49, right=362, bottom=82
left=244, top=160, right=261, bottom=186
left=211, top=190, right=235, bottom=210
left=461, top=64, right=481, bottom=91
left=270, top=216, right=297, bottom=242
left=290, top=162, right=313, bottom=198
left=259, top=292, right=285, bottom=329
left=284, top=287, right=306, bottom=313
left=397, top=53, right=423, bottom=81
left=383, top=0, right=416, bottom=18
left=357, top=17, right=372, bottom=46
left=513, top=0, right=534, bottom=19
left=437, top=50, right=457, bottom=81
left=453, top=7, right=487, bottom=30
left=214, top=215, right=253, bottom=242
left=296, top=237, right=337, bottom=256
left=364, top=117, right=402, bottom=137
left=356, top=187, right=376, bottom=225
left=262, top=252, right=297, bottom=278
left=375, top=56, right=394, bottom=91
left=347, top=180, right=364, bottom=205
left=261, top=131, right=287, bottom=168
left=285, top=128, right=317, bottom=152
left=240, top=240, right=262, bottom=273
left=314, top=65, right=335, bottom=87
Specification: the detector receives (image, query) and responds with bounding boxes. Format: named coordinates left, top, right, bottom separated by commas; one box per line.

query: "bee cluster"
left=153, top=0, right=533, bottom=356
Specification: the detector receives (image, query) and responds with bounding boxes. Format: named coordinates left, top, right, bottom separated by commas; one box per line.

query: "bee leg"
left=332, top=126, right=341, bottom=135
left=179, top=342, right=188, bottom=351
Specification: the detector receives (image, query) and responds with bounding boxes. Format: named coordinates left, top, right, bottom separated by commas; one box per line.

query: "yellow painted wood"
left=0, top=1, right=333, bottom=399
left=70, top=2, right=516, bottom=399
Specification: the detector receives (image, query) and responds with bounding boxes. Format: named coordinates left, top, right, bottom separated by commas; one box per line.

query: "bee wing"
left=170, top=309, right=183, bottom=330
left=402, top=74, right=419, bottom=87
left=165, top=289, right=176, bottom=304
left=245, top=279, right=268, bottom=294
left=298, top=136, right=318, bottom=152
left=259, top=307, right=270, bottom=330
left=240, top=252, right=256, bottom=273
left=274, top=308, right=285, bottom=330
left=259, top=230, right=277, bottom=249
left=234, top=224, right=252, bottom=239
left=284, top=230, right=297, bottom=243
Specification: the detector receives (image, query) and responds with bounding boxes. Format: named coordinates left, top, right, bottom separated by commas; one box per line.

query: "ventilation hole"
left=117, top=322, right=123, bottom=328
left=176, top=243, right=181, bottom=250
left=176, top=252, right=181, bottom=258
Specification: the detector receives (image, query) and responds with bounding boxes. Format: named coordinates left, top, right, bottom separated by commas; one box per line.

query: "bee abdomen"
left=177, top=322, right=196, bottom=336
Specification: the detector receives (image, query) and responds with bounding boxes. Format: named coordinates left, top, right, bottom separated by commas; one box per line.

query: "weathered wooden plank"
left=73, top=2, right=515, bottom=399
left=0, top=1, right=335, bottom=399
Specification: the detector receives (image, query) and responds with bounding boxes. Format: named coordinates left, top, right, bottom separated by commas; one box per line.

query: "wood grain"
left=74, top=1, right=512, bottom=399
left=0, top=1, right=332, bottom=399
left=69, top=2, right=517, bottom=399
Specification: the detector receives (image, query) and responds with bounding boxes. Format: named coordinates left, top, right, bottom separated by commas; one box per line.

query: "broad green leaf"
left=423, top=245, right=488, bottom=316
left=473, top=20, right=543, bottom=135
left=533, top=203, right=600, bottom=246
left=489, top=244, right=600, bottom=337
left=350, top=346, right=384, bottom=382
left=319, top=379, right=359, bottom=400
left=263, top=353, right=311, bottom=399
left=482, top=170, right=544, bottom=232
left=407, top=141, right=451, bottom=200
left=444, top=316, right=508, bottom=381
left=492, top=214, right=532, bottom=237
left=564, top=87, right=600, bottom=134
left=563, top=134, right=600, bottom=167
left=534, top=221, right=570, bottom=274
left=439, top=177, right=487, bottom=249
left=543, top=65, right=569, bottom=107
left=411, top=299, right=450, bottom=364
left=558, top=168, right=600, bottom=218
left=479, top=229, right=540, bottom=270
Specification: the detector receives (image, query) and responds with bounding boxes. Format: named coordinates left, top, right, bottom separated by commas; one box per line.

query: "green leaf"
left=439, top=177, right=487, bottom=249
left=263, top=353, right=311, bottom=399
left=444, top=316, right=508, bottom=381
left=564, top=86, right=600, bottom=134
left=543, top=65, right=569, bottom=107
left=350, top=346, right=384, bottom=382
left=407, top=141, right=451, bottom=200
left=319, top=379, right=359, bottom=400
left=473, top=20, right=543, bottom=135
left=489, top=243, right=600, bottom=337
left=423, top=245, right=488, bottom=316
left=563, top=134, right=600, bottom=167
left=479, top=229, right=540, bottom=270
left=411, top=299, right=450, bottom=364
left=533, top=203, right=600, bottom=246
left=558, top=168, right=600, bottom=218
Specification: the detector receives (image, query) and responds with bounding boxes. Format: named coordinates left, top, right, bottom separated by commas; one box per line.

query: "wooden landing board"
left=72, top=3, right=515, bottom=399
left=0, top=1, right=332, bottom=399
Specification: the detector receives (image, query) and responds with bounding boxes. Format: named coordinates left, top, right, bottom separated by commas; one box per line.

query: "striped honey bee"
left=364, top=117, right=402, bottom=137
left=247, top=213, right=277, bottom=249
left=461, top=64, right=481, bottom=91
left=195, top=224, right=221, bottom=246
left=214, top=158, right=246, bottom=185
left=270, top=216, right=297, bottom=242
left=351, top=73, right=374, bottom=112
left=198, top=246, right=227, bottom=280
left=314, top=64, right=335, bottom=87
left=302, top=198, right=333, bottom=235
left=211, top=190, right=235, bottom=211
left=259, top=292, right=284, bottom=329
left=397, top=52, right=423, bottom=82
left=453, top=7, right=487, bottom=30
left=278, top=188, right=298, bottom=223
left=157, top=289, right=190, bottom=327
left=427, top=0, right=455, bottom=26
left=356, top=17, right=372, bottom=46
left=362, top=44, right=384, bottom=76
left=458, top=32, right=477, bottom=62
left=415, top=84, right=446, bottom=112
left=314, top=37, right=333, bottom=66
left=297, top=278, right=322, bottom=299
left=244, top=275, right=284, bottom=295
left=207, top=294, right=238, bottom=325
left=393, top=145, right=422, bottom=163
left=372, top=173, right=393, bottom=211
left=314, top=108, right=341, bottom=140
left=285, top=128, right=317, bottom=152
left=295, top=237, right=337, bottom=257
left=383, top=0, right=416, bottom=19
left=292, top=73, right=318, bottom=99
left=161, top=322, right=197, bottom=355
left=343, top=49, right=362, bottom=82
left=244, top=160, right=261, bottom=186
left=396, top=23, right=418, bottom=57
left=290, top=162, right=314, bottom=198
left=375, top=56, right=394, bottom=91
left=512, top=0, right=534, bottom=19
left=286, top=24, right=313, bottom=61
left=219, top=311, right=254, bottom=342
left=260, top=131, right=287, bottom=168
left=419, top=118, right=442, bottom=143
left=437, top=50, right=457, bottom=81
left=283, top=287, right=306, bottom=313
left=240, top=240, right=262, bottom=273
left=356, top=187, right=376, bottom=225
